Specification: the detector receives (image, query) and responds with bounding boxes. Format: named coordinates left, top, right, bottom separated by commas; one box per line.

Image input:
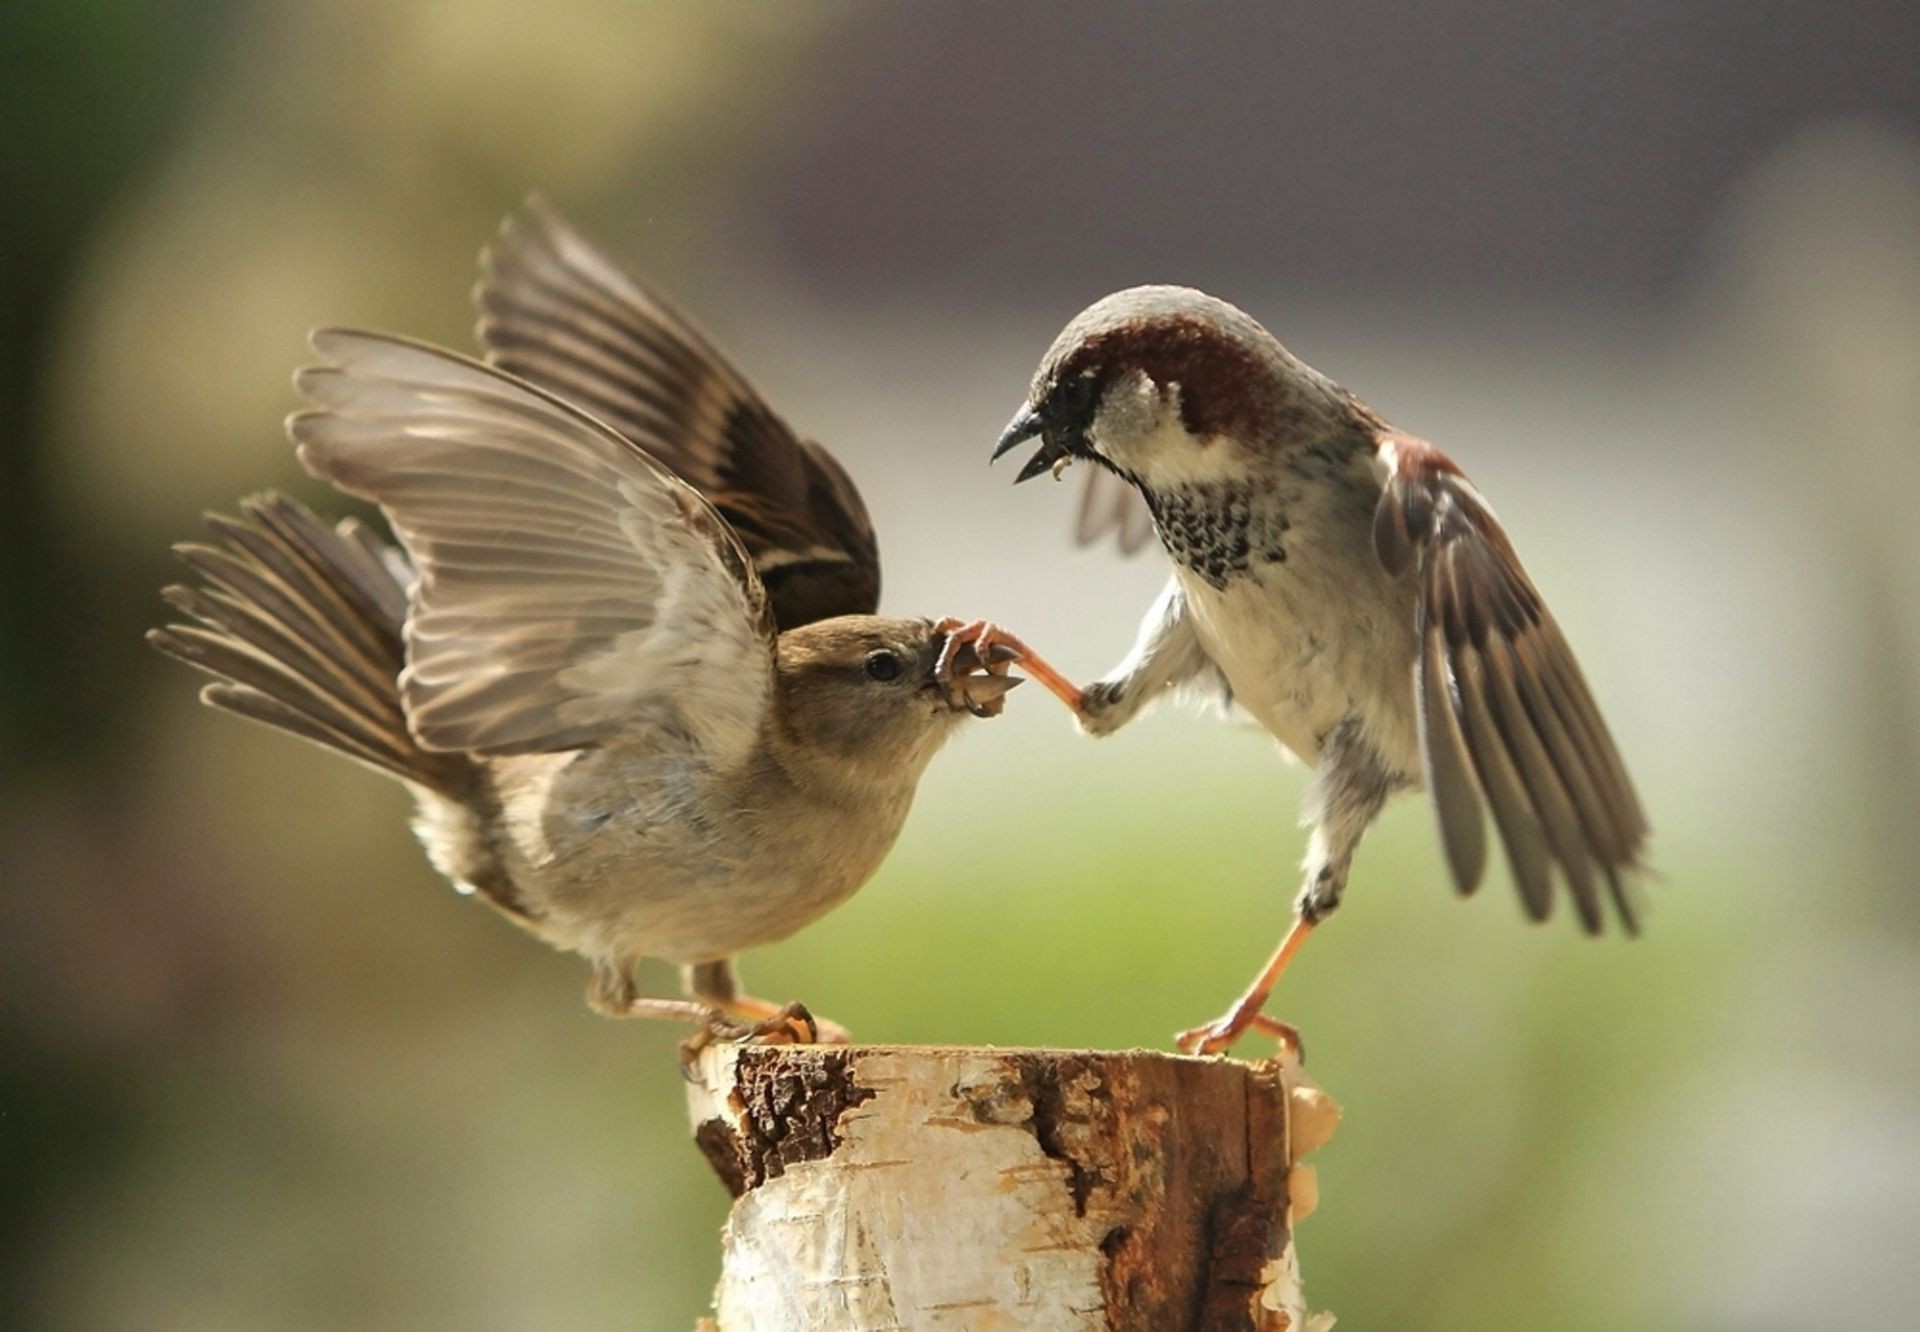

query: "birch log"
left=685, top=1045, right=1339, bottom=1331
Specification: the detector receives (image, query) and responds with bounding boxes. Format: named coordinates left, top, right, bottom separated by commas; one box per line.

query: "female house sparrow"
left=151, top=229, right=1020, bottom=1043
left=991, top=286, right=1649, bottom=1056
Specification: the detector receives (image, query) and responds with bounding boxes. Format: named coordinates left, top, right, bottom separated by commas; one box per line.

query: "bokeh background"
left=5, top=2, right=1919, bottom=1327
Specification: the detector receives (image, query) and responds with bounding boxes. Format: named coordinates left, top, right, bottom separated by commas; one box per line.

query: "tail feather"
left=202, top=679, right=422, bottom=777
left=202, top=505, right=399, bottom=682
left=150, top=492, right=470, bottom=794
left=158, top=582, right=395, bottom=728
left=330, top=515, right=412, bottom=623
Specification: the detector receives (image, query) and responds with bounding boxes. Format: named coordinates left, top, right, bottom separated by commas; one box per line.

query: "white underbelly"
left=1177, top=559, right=1420, bottom=773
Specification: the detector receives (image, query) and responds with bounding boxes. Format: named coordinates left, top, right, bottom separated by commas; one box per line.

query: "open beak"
left=991, top=404, right=1072, bottom=484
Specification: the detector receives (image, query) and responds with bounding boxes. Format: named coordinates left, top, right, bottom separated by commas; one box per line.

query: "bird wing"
left=473, top=199, right=882, bottom=630
left=1074, top=466, right=1157, bottom=554
left=289, top=329, right=776, bottom=766
left=1372, top=435, right=1649, bottom=933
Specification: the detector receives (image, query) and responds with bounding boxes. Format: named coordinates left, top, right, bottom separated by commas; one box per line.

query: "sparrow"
left=149, top=206, right=1022, bottom=1044
left=990, top=285, right=1650, bottom=1056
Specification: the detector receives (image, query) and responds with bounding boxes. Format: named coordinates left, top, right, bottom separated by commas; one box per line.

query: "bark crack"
left=1014, top=1053, right=1105, bottom=1216
left=696, top=1048, right=874, bottom=1197
left=1193, top=1059, right=1293, bottom=1331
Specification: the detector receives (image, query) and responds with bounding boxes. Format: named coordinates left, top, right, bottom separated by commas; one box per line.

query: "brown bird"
left=991, top=285, right=1650, bottom=1055
left=149, top=208, right=1021, bottom=1044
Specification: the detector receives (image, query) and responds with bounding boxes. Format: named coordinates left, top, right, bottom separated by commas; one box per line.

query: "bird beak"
left=991, top=404, right=1070, bottom=484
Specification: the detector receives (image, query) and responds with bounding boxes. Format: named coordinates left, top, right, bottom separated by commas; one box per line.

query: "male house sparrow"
left=991, top=286, right=1649, bottom=1055
left=150, top=208, right=1020, bottom=1042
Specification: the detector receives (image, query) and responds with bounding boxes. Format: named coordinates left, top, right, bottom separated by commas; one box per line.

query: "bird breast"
left=1170, top=485, right=1422, bottom=776
left=473, top=741, right=918, bottom=966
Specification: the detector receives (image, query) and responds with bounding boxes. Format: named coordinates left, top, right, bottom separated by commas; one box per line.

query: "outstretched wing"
left=1373, top=435, right=1649, bottom=933
left=473, top=199, right=881, bottom=629
left=289, top=329, right=776, bottom=766
left=1074, top=466, right=1157, bottom=554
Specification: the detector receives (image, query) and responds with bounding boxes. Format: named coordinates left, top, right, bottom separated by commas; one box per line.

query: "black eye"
left=864, top=650, right=902, bottom=682
left=1060, top=368, right=1099, bottom=415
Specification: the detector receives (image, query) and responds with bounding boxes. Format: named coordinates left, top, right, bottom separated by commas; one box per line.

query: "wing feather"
left=287, top=329, right=775, bottom=765
left=1075, top=466, right=1157, bottom=555
left=1380, top=436, right=1647, bottom=932
left=1417, top=608, right=1488, bottom=892
left=1447, top=602, right=1559, bottom=922
left=1480, top=631, right=1602, bottom=930
left=474, top=199, right=881, bottom=628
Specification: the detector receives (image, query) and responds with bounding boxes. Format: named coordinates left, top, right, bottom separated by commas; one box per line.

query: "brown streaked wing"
left=288, top=328, right=777, bottom=767
left=1416, top=604, right=1488, bottom=893
left=473, top=198, right=881, bottom=629
left=1378, top=436, right=1648, bottom=933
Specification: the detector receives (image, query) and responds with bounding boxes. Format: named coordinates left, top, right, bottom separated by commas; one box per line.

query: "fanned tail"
left=148, top=491, right=472, bottom=796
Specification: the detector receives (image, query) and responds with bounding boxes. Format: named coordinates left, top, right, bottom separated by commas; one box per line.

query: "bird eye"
left=1062, top=368, right=1099, bottom=413
left=864, top=650, right=903, bottom=682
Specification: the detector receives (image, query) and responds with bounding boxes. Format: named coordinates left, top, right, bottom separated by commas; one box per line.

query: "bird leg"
left=1177, top=734, right=1388, bottom=1057
left=617, top=997, right=722, bottom=1023
left=585, top=958, right=849, bottom=1060
left=934, top=617, right=1086, bottom=712
left=587, top=957, right=718, bottom=1022
left=1174, top=916, right=1315, bottom=1057
left=683, top=960, right=852, bottom=1047
left=1066, top=579, right=1213, bottom=736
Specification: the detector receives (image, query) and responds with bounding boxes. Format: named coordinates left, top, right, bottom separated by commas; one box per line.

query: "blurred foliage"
left=4, top=3, right=1919, bottom=1329
left=0, top=0, right=225, bottom=767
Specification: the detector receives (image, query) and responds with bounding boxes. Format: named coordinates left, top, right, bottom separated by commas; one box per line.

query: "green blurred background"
left=5, top=2, right=1919, bottom=1327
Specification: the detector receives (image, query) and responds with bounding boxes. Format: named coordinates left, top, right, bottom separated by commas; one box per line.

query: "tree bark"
left=685, top=1044, right=1339, bottom=1331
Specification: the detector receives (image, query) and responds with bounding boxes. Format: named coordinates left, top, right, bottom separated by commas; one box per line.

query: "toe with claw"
left=1175, top=1006, right=1305, bottom=1060
left=677, top=1001, right=852, bottom=1064
left=934, top=617, right=1087, bottom=714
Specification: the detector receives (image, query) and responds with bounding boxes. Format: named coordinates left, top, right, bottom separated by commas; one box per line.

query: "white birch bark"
left=686, top=1045, right=1339, bottom=1332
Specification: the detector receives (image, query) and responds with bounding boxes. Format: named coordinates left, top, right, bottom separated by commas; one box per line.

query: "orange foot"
left=934, top=617, right=1086, bottom=713
left=1175, top=1009, right=1305, bottom=1060
left=681, top=997, right=852, bottom=1056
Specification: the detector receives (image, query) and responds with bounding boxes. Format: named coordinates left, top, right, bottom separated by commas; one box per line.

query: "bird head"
left=992, top=285, right=1358, bottom=493
left=771, top=616, right=1019, bottom=775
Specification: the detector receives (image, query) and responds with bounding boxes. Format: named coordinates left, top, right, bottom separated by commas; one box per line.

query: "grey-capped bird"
left=991, top=285, right=1649, bottom=1055
left=150, top=208, right=1020, bottom=1043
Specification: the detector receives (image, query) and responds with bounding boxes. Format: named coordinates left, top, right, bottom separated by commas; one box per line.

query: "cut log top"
left=686, top=1044, right=1339, bottom=1332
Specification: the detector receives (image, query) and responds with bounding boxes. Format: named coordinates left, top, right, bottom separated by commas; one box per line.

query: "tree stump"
left=685, top=1044, right=1339, bottom=1331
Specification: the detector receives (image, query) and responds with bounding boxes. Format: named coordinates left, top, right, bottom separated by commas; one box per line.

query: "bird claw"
left=678, top=1001, right=851, bottom=1063
left=1174, top=1015, right=1239, bottom=1057
left=1175, top=1009, right=1305, bottom=1061
left=933, top=618, right=1024, bottom=680
left=933, top=619, right=1027, bottom=717
left=933, top=618, right=1086, bottom=714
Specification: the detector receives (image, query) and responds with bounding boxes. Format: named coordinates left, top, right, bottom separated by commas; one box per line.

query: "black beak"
left=991, top=403, right=1071, bottom=484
